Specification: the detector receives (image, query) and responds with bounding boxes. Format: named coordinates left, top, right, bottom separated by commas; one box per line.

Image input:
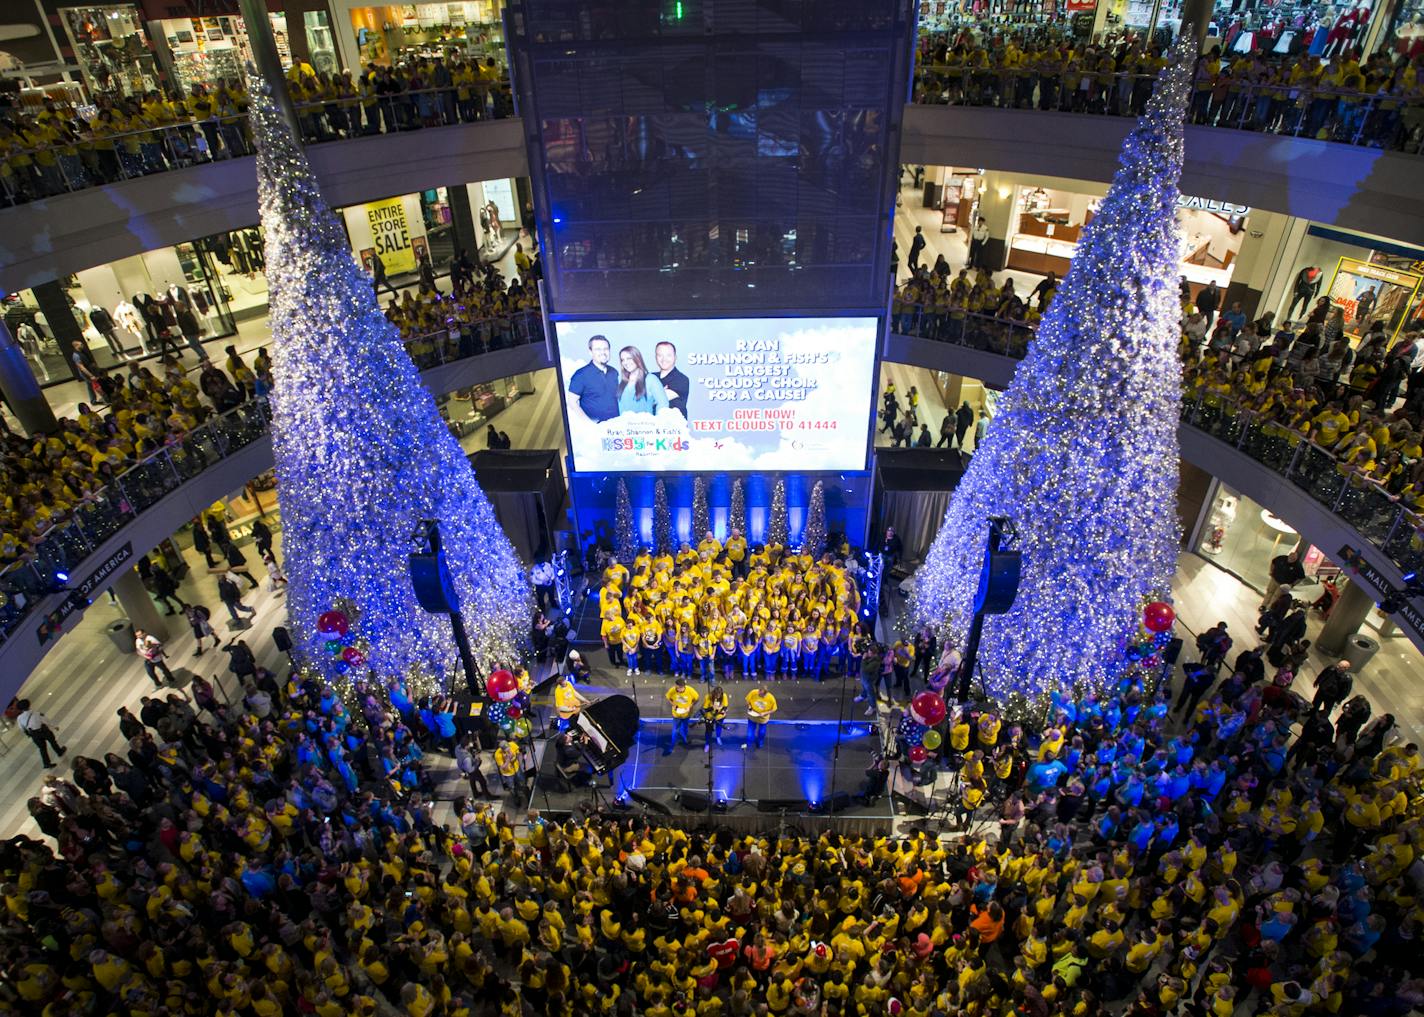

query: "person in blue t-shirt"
left=567, top=334, right=622, bottom=422
left=1026, top=753, right=1068, bottom=793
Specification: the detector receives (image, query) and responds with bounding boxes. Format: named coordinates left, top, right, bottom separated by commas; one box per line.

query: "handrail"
left=912, top=67, right=1424, bottom=153
left=0, top=308, right=544, bottom=643
left=890, top=300, right=1424, bottom=579
left=1, top=82, right=514, bottom=207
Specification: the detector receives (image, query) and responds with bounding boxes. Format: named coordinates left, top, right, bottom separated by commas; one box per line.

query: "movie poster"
left=1326, top=257, right=1422, bottom=341
left=556, top=317, right=878, bottom=473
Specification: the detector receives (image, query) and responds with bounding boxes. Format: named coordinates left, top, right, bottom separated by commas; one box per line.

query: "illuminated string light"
left=768, top=478, right=788, bottom=547
left=801, top=480, right=827, bottom=557
left=913, top=33, right=1195, bottom=711
left=249, top=82, right=531, bottom=693
left=615, top=479, right=637, bottom=560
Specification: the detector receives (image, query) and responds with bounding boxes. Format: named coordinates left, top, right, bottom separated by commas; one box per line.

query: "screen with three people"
left=555, top=316, right=878, bottom=473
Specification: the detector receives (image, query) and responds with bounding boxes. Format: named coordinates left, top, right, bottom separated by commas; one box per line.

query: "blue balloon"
left=334, top=660, right=351, bottom=674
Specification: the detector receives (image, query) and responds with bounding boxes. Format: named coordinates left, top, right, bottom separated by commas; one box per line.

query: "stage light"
left=54, top=571, right=69, bottom=583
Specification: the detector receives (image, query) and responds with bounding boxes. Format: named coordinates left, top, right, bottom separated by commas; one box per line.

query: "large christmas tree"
left=912, top=35, right=1194, bottom=707
left=250, top=83, right=530, bottom=687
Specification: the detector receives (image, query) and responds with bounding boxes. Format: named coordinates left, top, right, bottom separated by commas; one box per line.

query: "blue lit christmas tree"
left=250, top=84, right=530, bottom=688
left=912, top=34, right=1195, bottom=708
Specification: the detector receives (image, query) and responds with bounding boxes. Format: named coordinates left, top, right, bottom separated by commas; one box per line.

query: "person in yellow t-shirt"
left=665, top=677, right=700, bottom=754
left=745, top=684, right=777, bottom=749
left=554, top=676, right=590, bottom=732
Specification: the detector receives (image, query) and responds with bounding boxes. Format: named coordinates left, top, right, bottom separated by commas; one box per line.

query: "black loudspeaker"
left=409, top=552, right=458, bottom=613
left=272, top=626, right=293, bottom=653
left=626, top=791, right=673, bottom=815
left=678, top=790, right=712, bottom=813
left=974, top=549, right=1022, bottom=616
left=1164, top=637, right=1184, bottom=666
left=756, top=797, right=810, bottom=814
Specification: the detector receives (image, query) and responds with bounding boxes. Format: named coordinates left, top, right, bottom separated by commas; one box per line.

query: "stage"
left=525, top=664, right=910, bottom=833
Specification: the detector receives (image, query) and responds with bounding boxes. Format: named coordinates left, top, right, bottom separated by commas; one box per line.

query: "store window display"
left=346, top=1, right=508, bottom=69
left=1197, top=483, right=1320, bottom=597
left=59, top=4, right=161, bottom=98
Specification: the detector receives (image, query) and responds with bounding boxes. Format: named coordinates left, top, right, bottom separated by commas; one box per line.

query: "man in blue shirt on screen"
left=567, top=334, right=621, bottom=422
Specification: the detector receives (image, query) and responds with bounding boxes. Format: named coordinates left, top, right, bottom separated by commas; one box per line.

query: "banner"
left=365, top=196, right=416, bottom=275
left=36, top=542, right=134, bottom=645
left=556, top=317, right=878, bottom=473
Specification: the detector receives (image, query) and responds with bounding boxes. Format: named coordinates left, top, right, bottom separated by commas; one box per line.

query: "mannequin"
left=1286, top=266, right=1322, bottom=321
left=114, top=299, right=144, bottom=348
left=1323, top=1, right=1370, bottom=58
left=87, top=303, right=126, bottom=359
left=131, top=293, right=159, bottom=348
left=1203, top=494, right=1238, bottom=554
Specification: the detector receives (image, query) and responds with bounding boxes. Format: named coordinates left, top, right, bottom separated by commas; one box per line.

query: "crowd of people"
left=913, top=29, right=1424, bottom=150
left=597, top=535, right=868, bottom=684
left=381, top=255, right=543, bottom=368
left=0, top=57, right=512, bottom=206
left=1180, top=300, right=1424, bottom=514
left=0, top=344, right=271, bottom=568
left=7, top=571, right=1424, bottom=1017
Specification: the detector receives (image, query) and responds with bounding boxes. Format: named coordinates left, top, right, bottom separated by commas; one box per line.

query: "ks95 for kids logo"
left=601, top=436, right=691, bottom=454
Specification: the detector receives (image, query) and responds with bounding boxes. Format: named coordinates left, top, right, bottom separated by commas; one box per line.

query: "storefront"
left=334, top=1, right=508, bottom=70
left=58, top=4, right=162, bottom=98
left=2, top=244, right=237, bottom=384
left=1005, top=184, right=1248, bottom=295
left=1111, top=0, right=1356, bottom=52
left=1271, top=224, right=1424, bottom=341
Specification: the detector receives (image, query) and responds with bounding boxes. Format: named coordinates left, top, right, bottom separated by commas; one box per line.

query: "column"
left=1316, top=579, right=1374, bottom=657
left=447, top=183, right=481, bottom=264
left=238, top=0, right=301, bottom=137
left=1178, top=0, right=1213, bottom=49
left=973, top=173, right=1017, bottom=273
left=1221, top=209, right=1291, bottom=321
left=0, top=321, right=58, bottom=436
left=31, top=280, right=83, bottom=350
left=112, top=568, right=170, bottom=641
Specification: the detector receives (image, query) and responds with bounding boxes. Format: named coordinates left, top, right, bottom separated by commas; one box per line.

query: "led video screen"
left=556, top=317, right=878, bottom=473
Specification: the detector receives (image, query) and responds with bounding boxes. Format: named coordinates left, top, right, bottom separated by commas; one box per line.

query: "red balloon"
left=908, top=745, right=929, bottom=764
left=507, top=706, right=523, bottom=719
left=1143, top=601, right=1176, bottom=634
left=341, top=647, right=366, bottom=666
left=487, top=669, right=519, bottom=702
left=317, top=610, right=350, bottom=636
left=909, top=691, right=947, bottom=727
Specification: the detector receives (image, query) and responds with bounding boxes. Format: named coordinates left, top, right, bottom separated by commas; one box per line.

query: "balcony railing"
left=912, top=68, right=1424, bottom=153
left=891, top=301, right=1424, bottom=578
left=0, top=309, right=544, bottom=644
left=1, top=83, right=514, bottom=207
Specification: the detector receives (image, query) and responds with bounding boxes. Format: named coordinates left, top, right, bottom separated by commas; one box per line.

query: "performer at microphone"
left=664, top=676, right=699, bottom=756
left=554, top=674, right=591, bottom=732
left=702, top=684, right=729, bottom=752
left=743, top=682, right=778, bottom=751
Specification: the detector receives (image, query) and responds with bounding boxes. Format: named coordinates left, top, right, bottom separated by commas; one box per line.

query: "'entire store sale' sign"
left=365, top=197, right=415, bottom=275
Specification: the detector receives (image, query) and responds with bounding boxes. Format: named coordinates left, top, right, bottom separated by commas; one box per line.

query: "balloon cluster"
left=1121, top=601, right=1176, bottom=668
left=487, top=669, right=532, bottom=739
left=896, top=690, right=948, bottom=766
left=317, top=610, right=365, bottom=675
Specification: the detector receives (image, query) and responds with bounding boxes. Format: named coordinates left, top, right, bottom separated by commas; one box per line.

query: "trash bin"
left=1341, top=633, right=1380, bottom=673
left=105, top=620, right=132, bottom=655
left=922, top=181, right=941, bottom=209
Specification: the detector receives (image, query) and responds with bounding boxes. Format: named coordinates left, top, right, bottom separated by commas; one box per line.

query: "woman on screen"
left=617, top=346, right=670, bottom=415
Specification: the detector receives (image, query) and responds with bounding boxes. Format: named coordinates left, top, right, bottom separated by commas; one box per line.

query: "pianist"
left=553, top=730, right=595, bottom=790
